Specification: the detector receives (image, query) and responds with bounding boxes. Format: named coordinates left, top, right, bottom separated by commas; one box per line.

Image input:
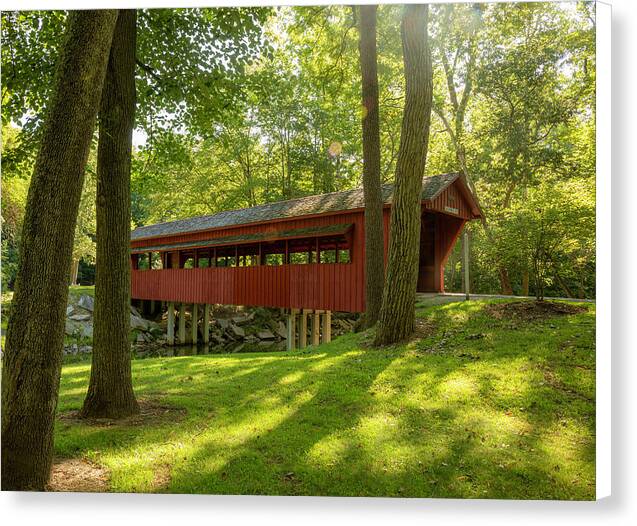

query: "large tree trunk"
left=374, top=5, right=433, bottom=346
left=1, top=10, right=117, bottom=491
left=81, top=10, right=139, bottom=419
left=358, top=5, right=384, bottom=328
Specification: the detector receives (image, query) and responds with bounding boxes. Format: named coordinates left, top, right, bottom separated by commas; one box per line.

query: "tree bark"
left=1, top=10, right=117, bottom=491
left=81, top=10, right=139, bottom=419
left=374, top=5, right=433, bottom=345
left=521, top=268, right=530, bottom=296
left=70, top=258, right=80, bottom=286
left=358, top=5, right=384, bottom=328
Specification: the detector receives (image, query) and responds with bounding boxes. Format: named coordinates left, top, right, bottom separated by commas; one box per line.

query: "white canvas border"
left=595, top=0, right=611, bottom=501
left=0, top=0, right=619, bottom=520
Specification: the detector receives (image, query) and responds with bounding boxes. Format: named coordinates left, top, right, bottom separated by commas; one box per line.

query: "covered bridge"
left=130, top=172, right=481, bottom=347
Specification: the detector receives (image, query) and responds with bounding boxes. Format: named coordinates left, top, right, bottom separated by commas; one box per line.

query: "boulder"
left=130, top=315, right=150, bottom=331
left=69, top=313, right=91, bottom=322
left=66, top=305, right=74, bottom=316
left=78, top=294, right=94, bottom=312
left=136, top=332, right=146, bottom=343
left=211, top=333, right=225, bottom=345
left=257, top=330, right=276, bottom=340
left=81, top=323, right=93, bottom=339
left=232, top=315, right=249, bottom=325
left=229, top=324, right=245, bottom=338
left=130, top=305, right=142, bottom=318
left=217, top=318, right=230, bottom=330
left=275, top=321, right=287, bottom=339
left=65, top=320, right=82, bottom=336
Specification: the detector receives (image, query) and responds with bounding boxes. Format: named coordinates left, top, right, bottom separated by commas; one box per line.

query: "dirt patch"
left=152, top=464, right=172, bottom=492
left=47, top=457, right=109, bottom=493
left=58, top=397, right=187, bottom=427
left=410, top=316, right=437, bottom=341
left=485, top=301, right=586, bottom=322
left=359, top=316, right=436, bottom=348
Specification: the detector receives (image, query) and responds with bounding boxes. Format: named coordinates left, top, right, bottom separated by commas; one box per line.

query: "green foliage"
left=498, top=178, right=595, bottom=300
left=2, top=4, right=596, bottom=297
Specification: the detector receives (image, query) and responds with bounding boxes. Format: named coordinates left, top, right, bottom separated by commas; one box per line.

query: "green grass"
left=68, top=285, right=95, bottom=298
left=55, top=299, right=595, bottom=499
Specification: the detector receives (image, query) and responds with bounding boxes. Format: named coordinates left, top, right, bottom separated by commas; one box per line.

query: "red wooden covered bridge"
left=130, top=172, right=481, bottom=348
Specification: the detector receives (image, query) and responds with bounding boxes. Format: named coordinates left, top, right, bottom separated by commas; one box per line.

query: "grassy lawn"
left=54, top=299, right=595, bottom=499
left=68, top=284, right=95, bottom=298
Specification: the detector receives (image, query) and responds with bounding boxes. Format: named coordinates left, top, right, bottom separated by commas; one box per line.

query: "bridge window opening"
left=137, top=253, right=150, bottom=270
left=237, top=244, right=260, bottom=266
left=137, top=231, right=352, bottom=271
left=338, top=248, right=351, bottom=263
left=265, top=253, right=284, bottom=266
left=150, top=252, right=163, bottom=270
left=320, top=249, right=336, bottom=263
left=289, top=252, right=309, bottom=264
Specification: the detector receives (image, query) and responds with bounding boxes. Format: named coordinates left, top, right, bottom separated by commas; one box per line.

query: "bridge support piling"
left=167, top=302, right=175, bottom=346
left=321, top=310, right=332, bottom=344
left=287, top=309, right=298, bottom=351
left=203, top=304, right=211, bottom=344
left=191, top=304, right=199, bottom=345
left=311, top=310, right=321, bottom=346
left=178, top=303, right=186, bottom=344
left=299, top=310, right=309, bottom=349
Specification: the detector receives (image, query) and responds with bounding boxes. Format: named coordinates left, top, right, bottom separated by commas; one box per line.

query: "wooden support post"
left=150, top=299, right=156, bottom=314
left=463, top=229, right=470, bottom=301
left=287, top=309, right=298, bottom=351
left=311, top=310, right=321, bottom=346
left=191, top=304, right=198, bottom=345
left=322, top=310, right=332, bottom=344
left=203, top=304, right=211, bottom=344
left=299, top=310, right=308, bottom=349
left=178, top=303, right=186, bottom=344
left=167, top=302, right=175, bottom=346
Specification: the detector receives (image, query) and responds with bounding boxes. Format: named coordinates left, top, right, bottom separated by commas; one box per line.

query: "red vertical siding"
left=131, top=182, right=476, bottom=312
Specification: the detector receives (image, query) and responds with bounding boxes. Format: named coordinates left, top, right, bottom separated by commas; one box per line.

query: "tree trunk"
left=521, top=268, right=530, bottom=296
left=358, top=5, right=384, bottom=328
left=374, top=5, right=432, bottom=346
left=1, top=10, right=117, bottom=491
left=70, top=258, right=80, bottom=286
left=81, top=10, right=139, bottom=419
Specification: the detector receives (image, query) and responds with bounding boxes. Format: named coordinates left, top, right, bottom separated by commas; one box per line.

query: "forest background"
left=1, top=2, right=596, bottom=298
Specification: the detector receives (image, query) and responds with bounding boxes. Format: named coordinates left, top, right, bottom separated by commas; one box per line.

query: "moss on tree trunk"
left=1, top=10, right=118, bottom=491
left=81, top=10, right=139, bottom=419
left=374, top=5, right=433, bottom=345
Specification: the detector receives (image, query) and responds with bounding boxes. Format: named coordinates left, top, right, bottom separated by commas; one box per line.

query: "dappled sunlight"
left=306, top=433, right=351, bottom=469
left=278, top=370, right=305, bottom=385
left=437, top=373, right=479, bottom=402
left=52, top=299, right=595, bottom=498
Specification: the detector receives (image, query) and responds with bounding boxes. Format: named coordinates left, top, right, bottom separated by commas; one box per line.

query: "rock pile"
left=64, top=294, right=161, bottom=355
left=62, top=295, right=358, bottom=355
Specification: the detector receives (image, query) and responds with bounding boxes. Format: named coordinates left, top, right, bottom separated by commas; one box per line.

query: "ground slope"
left=54, top=299, right=595, bottom=499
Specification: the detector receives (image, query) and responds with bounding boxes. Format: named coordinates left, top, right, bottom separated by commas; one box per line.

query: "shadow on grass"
left=54, top=301, right=595, bottom=499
